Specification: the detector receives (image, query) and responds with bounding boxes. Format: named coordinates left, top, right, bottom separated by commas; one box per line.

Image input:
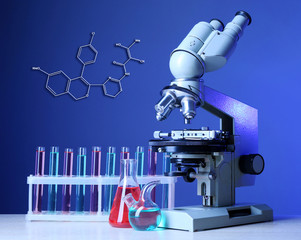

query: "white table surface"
left=0, top=215, right=300, bottom=240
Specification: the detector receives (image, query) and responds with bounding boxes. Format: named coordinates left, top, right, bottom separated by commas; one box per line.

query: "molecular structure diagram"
left=32, top=32, right=144, bottom=100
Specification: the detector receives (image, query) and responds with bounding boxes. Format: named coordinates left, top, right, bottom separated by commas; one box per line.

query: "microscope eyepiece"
left=235, top=10, right=252, bottom=25
left=210, top=19, right=225, bottom=30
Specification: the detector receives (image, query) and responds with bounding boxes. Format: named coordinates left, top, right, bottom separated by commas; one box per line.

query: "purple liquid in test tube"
left=62, top=148, right=73, bottom=212
left=90, top=146, right=101, bottom=213
left=120, top=146, right=130, bottom=160
left=148, top=146, right=157, bottom=201
left=34, top=146, right=45, bottom=213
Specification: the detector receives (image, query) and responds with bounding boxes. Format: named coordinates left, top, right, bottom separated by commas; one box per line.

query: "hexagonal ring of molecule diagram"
left=77, top=44, right=98, bottom=65
left=46, top=70, right=70, bottom=96
left=103, top=77, right=123, bottom=98
left=68, top=77, right=91, bottom=100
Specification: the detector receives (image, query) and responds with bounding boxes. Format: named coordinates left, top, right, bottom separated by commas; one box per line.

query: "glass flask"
left=109, top=159, right=140, bottom=228
left=123, top=181, right=161, bottom=231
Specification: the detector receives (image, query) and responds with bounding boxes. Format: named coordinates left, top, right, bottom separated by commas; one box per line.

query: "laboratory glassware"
left=124, top=181, right=161, bottom=231
left=103, top=146, right=116, bottom=214
left=135, top=146, right=144, bottom=177
left=120, top=146, right=130, bottom=160
left=47, top=146, right=59, bottom=212
left=147, top=146, right=157, bottom=201
left=109, top=159, right=140, bottom=228
left=135, top=146, right=144, bottom=189
left=90, top=146, right=101, bottom=213
left=34, top=146, right=45, bottom=213
left=162, top=152, right=172, bottom=208
left=76, top=147, right=86, bottom=212
left=62, top=148, right=73, bottom=212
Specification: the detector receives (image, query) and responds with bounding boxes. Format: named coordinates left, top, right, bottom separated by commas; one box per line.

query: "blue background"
left=1, top=0, right=301, bottom=215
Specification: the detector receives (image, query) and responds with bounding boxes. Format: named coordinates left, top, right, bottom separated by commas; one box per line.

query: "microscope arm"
left=203, top=85, right=259, bottom=187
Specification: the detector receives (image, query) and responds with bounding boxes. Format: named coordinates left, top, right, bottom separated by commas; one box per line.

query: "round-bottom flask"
left=124, top=181, right=161, bottom=231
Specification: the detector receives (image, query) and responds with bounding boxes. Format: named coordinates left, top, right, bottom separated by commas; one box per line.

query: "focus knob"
left=239, top=154, right=264, bottom=175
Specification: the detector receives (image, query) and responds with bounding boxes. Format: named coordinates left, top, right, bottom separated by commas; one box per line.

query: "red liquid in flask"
left=109, top=186, right=141, bottom=228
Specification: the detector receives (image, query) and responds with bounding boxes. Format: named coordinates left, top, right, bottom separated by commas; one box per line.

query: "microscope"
left=149, top=11, right=273, bottom=231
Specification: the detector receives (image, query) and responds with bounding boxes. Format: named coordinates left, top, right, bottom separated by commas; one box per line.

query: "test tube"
left=76, top=147, right=86, bottom=212
left=90, top=146, right=101, bottom=213
left=47, top=146, right=59, bottom=212
left=62, top=148, right=73, bottom=212
left=34, top=146, right=45, bottom=213
left=103, top=146, right=116, bottom=214
left=162, top=152, right=172, bottom=208
left=148, top=146, right=157, bottom=201
left=135, top=146, right=144, bottom=188
left=120, top=146, right=130, bottom=160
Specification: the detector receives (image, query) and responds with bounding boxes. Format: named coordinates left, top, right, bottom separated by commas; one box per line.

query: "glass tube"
left=47, top=146, right=59, bottom=212
left=90, top=146, right=101, bottom=213
left=120, top=146, right=130, bottom=160
left=135, top=146, right=144, bottom=189
left=34, top=146, right=45, bottom=213
left=162, top=153, right=172, bottom=208
left=135, top=146, right=144, bottom=177
left=103, top=146, right=116, bottom=214
left=62, top=148, right=73, bottom=212
left=76, top=147, right=86, bottom=212
left=147, top=146, right=157, bottom=201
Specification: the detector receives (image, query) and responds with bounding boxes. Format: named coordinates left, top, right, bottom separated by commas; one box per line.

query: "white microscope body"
left=151, top=11, right=273, bottom=232
left=156, top=11, right=252, bottom=124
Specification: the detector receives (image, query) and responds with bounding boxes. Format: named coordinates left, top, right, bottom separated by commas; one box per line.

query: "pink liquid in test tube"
left=62, top=148, right=73, bottom=212
left=34, top=146, right=45, bottom=213
left=120, top=147, right=130, bottom=160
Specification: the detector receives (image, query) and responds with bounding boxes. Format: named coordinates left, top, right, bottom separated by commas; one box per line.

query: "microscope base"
left=159, top=204, right=273, bottom=232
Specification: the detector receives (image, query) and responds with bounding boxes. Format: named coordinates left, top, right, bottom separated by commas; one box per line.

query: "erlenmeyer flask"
left=109, top=159, right=140, bottom=228
left=123, top=181, right=161, bottom=231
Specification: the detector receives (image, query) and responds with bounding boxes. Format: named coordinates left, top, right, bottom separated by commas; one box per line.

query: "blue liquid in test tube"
left=47, top=146, right=59, bottom=212
left=103, top=146, right=116, bottom=214
left=76, top=147, right=86, bottom=212
left=162, top=152, right=172, bottom=208
left=135, top=146, right=144, bottom=188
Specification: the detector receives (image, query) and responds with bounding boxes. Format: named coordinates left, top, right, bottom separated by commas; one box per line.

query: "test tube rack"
left=26, top=175, right=177, bottom=222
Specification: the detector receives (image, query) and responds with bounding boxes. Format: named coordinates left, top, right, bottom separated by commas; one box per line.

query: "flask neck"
left=119, top=159, right=139, bottom=187
left=141, top=181, right=160, bottom=202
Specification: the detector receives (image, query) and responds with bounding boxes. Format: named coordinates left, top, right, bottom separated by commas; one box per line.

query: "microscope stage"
left=149, top=139, right=233, bottom=153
